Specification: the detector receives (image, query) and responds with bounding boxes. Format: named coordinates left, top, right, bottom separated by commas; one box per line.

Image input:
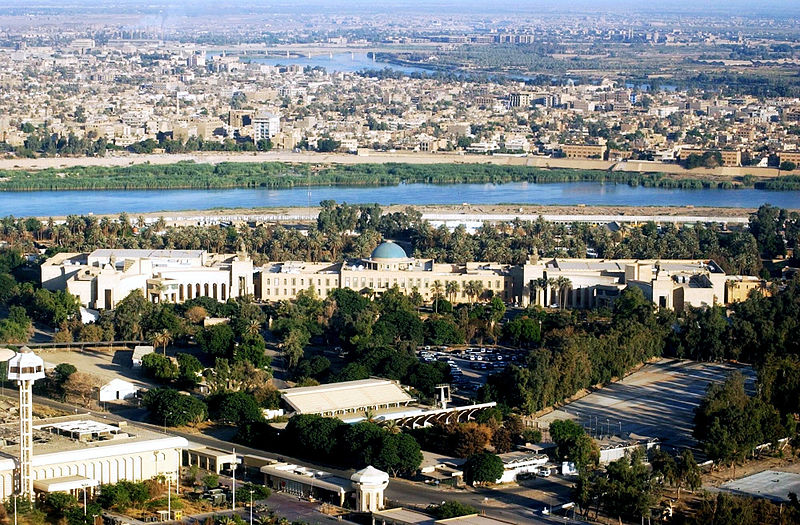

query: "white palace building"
left=41, top=243, right=766, bottom=313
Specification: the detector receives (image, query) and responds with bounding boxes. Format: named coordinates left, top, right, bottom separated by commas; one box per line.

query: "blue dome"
left=371, top=242, right=408, bottom=260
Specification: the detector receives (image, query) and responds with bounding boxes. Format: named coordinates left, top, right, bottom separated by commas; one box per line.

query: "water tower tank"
left=7, top=347, right=45, bottom=381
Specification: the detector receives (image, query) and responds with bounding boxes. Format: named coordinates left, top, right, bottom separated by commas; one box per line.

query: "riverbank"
left=1, top=160, right=796, bottom=193
left=45, top=203, right=765, bottom=223
left=0, top=150, right=789, bottom=179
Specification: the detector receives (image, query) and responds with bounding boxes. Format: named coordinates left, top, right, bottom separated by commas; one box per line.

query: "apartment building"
left=561, top=144, right=606, bottom=159
left=252, top=111, right=281, bottom=140
left=677, top=148, right=742, bottom=167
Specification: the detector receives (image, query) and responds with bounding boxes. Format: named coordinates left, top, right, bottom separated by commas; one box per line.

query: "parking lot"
left=417, top=345, right=525, bottom=397
left=533, top=359, right=755, bottom=452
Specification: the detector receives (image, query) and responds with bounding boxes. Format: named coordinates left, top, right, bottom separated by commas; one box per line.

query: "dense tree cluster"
left=481, top=287, right=668, bottom=413
left=141, top=388, right=208, bottom=426
left=463, top=452, right=504, bottom=486
left=270, top=287, right=462, bottom=399
left=3, top=203, right=793, bottom=276
left=410, top=411, right=533, bottom=458
left=673, top=492, right=800, bottom=525
left=238, top=414, right=422, bottom=476
left=426, top=501, right=478, bottom=519
left=693, top=373, right=787, bottom=465
left=576, top=449, right=660, bottom=522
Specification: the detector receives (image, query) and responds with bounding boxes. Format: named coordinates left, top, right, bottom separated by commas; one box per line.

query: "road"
left=29, top=394, right=577, bottom=524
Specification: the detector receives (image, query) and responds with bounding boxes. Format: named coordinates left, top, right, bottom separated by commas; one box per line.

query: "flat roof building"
left=280, top=378, right=414, bottom=418
left=0, top=415, right=186, bottom=500
left=42, top=249, right=253, bottom=310
left=257, top=242, right=514, bottom=305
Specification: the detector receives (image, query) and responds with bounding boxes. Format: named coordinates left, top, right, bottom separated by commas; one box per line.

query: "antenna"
left=6, top=347, right=45, bottom=498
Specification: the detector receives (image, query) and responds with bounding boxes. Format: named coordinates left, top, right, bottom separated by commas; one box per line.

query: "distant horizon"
left=1, top=0, right=799, bottom=18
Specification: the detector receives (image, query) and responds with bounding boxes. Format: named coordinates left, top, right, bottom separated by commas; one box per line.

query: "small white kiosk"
left=350, top=465, right=389, bottom=513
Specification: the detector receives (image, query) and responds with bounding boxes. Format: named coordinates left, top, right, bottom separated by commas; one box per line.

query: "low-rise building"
left=42, top=249, right=253, bottom=309
left=561, top=144, right=606, bottom=159
left=516, top=258, right=728, bottom=312
left=0, top=416, right=186, bottom=500
left=256, top=242, right=514, bottom=304
left=495, top=451, right=549, bottom=483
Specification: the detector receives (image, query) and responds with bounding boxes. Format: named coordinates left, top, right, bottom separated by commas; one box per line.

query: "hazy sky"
left=2, top=0, right=799, bottom=17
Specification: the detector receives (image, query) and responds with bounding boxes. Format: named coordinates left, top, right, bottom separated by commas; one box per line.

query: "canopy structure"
left=280, top=378, right=413, bottom=416
left=34, top=475, right=98, bottom=493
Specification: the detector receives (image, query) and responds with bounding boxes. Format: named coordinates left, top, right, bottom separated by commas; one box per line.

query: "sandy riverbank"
left=0, top=151, right=784, bottom=178
left=56, top=203, right=763, bottom=224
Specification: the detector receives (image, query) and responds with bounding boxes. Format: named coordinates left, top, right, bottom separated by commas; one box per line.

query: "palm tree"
left=379, top=419, right=401, bottom=434
left=545, top=277, right=558, bottom=307
left=556, top=276, right=572, bottom=309
left=471, top=280, right=484, bottom=303
left=151, top=329, right=173, bottom=355
left=535, top=277, right=549, bottom=307
left=245, top=319, right=262, bottom=337
left=446, top=281, right=460, bottom=303
left=464, top=280, right=484, bottom=304
left=432, top=280, right=443, bottom=313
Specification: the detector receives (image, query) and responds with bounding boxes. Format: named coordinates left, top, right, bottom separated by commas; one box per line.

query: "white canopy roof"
left=281, top=378, right=413, bottom=415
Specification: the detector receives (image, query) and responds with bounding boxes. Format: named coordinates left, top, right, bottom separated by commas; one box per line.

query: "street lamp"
left=231, top=449, right=239, bottom=511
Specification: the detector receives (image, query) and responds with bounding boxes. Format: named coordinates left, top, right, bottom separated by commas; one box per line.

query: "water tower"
left=6, top=347, right=45, bottom=498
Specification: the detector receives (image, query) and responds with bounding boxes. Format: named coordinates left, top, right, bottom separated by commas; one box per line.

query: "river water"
left=1, top=182, right=798, bottom=218
left=222, top=52, right=432, bottom=74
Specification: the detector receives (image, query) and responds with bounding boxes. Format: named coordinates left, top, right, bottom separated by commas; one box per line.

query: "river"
left=220, top=52, right=433, bottom=75
left=1, top=182, right=798, bottom=218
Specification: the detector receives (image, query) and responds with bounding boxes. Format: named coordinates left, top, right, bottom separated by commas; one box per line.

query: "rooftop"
left=370, top=242, right=409, bottom=260
left=89, top=249, right=204, bottom=259
left=0, top=415, right=187, bottom=467
left=280, top=378, right=413, bottom=415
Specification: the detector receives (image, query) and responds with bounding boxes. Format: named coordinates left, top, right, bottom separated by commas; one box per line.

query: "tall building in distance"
left=252, top=111, right=281, bottom=140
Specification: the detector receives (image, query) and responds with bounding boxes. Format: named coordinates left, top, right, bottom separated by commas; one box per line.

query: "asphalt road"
left=29, top=394, right=580, bottom=524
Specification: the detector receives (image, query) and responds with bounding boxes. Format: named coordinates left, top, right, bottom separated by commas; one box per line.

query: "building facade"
left=515, top=258, right=728, bottom=312
left=252, top=111, right=281, bottom=140
left=42, top=245, right=759, bottom=314
left=256, top=242, right=514, bottom=304
left=0, top=417, right=186, bottom=500
left=42, top=249, right=253, bottom=310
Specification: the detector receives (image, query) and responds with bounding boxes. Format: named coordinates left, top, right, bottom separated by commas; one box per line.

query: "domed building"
left=257, top=239, right=514, bottom=304
left=364, top=241, right=416, bottom=271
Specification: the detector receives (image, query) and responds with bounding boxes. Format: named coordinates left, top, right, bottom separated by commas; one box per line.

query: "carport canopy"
left=34, top=475, right=99, bottom=493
